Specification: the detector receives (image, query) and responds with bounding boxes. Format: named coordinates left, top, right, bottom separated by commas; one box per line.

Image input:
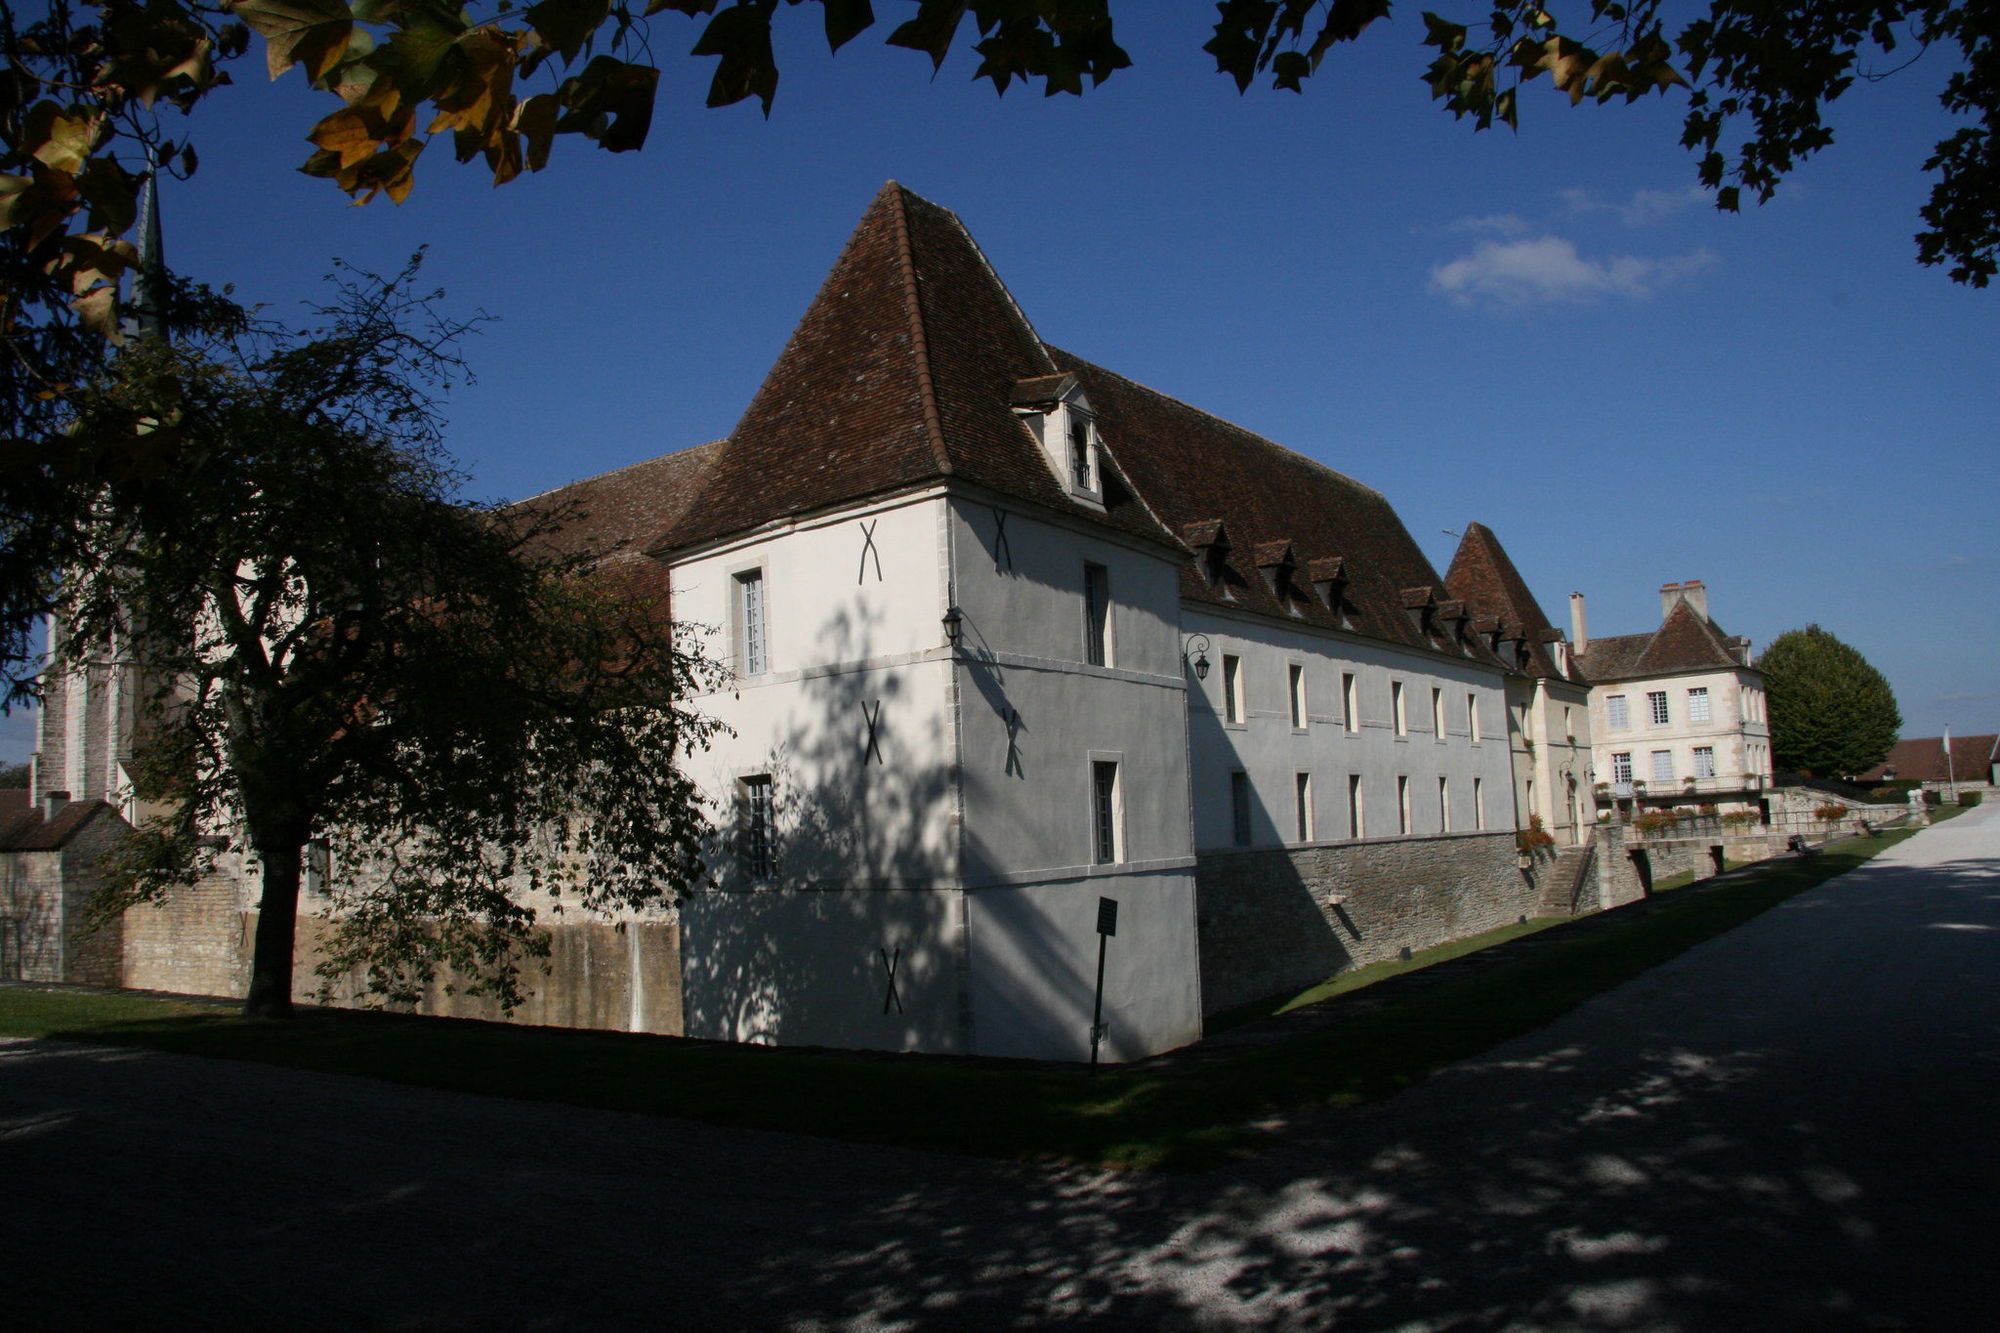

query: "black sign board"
left=1096, top=897, right=1119, bottom=938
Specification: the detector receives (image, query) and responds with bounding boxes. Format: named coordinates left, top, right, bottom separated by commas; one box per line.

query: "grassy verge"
left=1205, top=915, right=1565, bottom=1033
left=0, top=821, right=1933, bottom=1168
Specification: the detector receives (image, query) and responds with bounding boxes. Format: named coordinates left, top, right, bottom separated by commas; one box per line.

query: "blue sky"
left=6, top=7, right=1995, bottom=762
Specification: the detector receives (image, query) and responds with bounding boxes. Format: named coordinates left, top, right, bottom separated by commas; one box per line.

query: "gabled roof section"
left=1574, top=598, right=1756, bottom=683
left=1444, top=521, right=1579, bottom=682
left=517, top=444, right=718, bottom=564
left=1046, top=350, right=1504, bottom=663
left=660, top=183, right=1172, bottom=552
left=0, top=800, right=119, bottom=852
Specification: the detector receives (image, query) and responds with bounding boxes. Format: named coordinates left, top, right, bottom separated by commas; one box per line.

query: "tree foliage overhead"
left=62, top=258, right=723, bottom=1016
left=2, top=0, right=1996, bottom=310
left=1759, top=623, right=1902, bottom=779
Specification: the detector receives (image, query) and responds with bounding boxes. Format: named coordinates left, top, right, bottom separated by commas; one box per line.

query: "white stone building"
left=24, top=183, right=1549, bottom=1061
left=1571, top=580, right=1773, bottom=812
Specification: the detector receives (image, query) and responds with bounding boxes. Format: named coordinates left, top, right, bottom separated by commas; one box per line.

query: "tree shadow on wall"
left=679, top=601, right=965, bottom=1053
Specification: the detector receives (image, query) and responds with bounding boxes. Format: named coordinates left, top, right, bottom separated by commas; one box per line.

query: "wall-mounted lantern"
left=1184, top=632, right=1212, bottom=680
left=942, top=602, right=964, bottom=649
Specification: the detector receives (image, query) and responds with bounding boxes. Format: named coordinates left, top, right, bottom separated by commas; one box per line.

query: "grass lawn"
left=0, top=818, right=1940, bottom=1169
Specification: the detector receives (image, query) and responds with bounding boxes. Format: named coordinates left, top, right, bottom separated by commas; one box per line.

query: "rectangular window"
left=1397, top=775, right=1412, bottom=834
left=1288, top=664, right=1306, bottom=729
left=1607, top=694, right=1629, bottom=730
left=1347, top=773, right=1363, bottom=839
left=1651, top=749, right=1674, bottom=783
left=1467, top=692, right=1480, bottom=743
left=1294, top=772, right=1312, bottom=842
left=1431, top=687, right=1445, bottom=738
left=1648, top=690, right=1670, bottom=726
left=1694, top=745, right=1716, bottom=779
left=1526, top=777, right=1534, bottom=818
left=1687, top=687, right=1711, bottom=723
left=734, top=568, right=767, bottom=677
left=1230, top=771, right=1252, bottom=846
left=1083, top=562, right=1111, bottom=666
left=1092, top=760, right=1120, bottom=864
left=1222, top=654, right=1243, bottom=724
left=1564, top=705, right=1575, bottom=742
left=1612, top=752, right=1633, bottom=783
left=1392, top=680, right=1407, bottom=736
left=1342, top=672, right=1358, bottom=732
left=1474, top=777, right=1486, bottom=830
left=738, top=775, right=775, bottom=880
left=1438, top=776, right=1450, bottom=832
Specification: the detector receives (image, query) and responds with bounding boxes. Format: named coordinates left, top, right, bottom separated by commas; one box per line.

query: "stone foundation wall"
left=119, top=864, right=255, bottom=998
left=1196, top=830, right=1528, bottom=1016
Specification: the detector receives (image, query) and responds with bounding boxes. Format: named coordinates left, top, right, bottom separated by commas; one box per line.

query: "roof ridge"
left=885, top=184, right=954, bottom=479
left=1044, top=345, right=1389, bottom=504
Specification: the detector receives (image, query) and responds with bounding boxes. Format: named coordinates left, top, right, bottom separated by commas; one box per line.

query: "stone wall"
left=1195, top=830, right=1528, bottom=1015
left=0, top=851, right=66, bottom=981
left=119, top=863, right=255, bottom=998
left=299, top=916, right=683, bottom=1035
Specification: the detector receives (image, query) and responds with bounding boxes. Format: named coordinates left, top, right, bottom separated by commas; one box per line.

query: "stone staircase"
left=1536, top=843, right=1595, bottom=917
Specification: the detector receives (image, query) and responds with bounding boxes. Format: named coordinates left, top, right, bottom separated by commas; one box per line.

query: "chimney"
left=42, top=789, right=70, bottom=820
left=1569, top=593, right=1588, bottom=654
left=1659, top=581, right=1684, bottom=620
left=1679, top=579, right=1709, bottom=620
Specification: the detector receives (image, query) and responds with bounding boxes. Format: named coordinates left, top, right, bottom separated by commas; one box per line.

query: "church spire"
left=127, top=143, right=168, bottom=340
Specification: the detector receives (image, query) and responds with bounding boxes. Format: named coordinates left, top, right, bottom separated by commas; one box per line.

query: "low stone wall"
left=1196, top=830, right=1528, bottom=1016
left=300, top=915, right=683, bottom=1035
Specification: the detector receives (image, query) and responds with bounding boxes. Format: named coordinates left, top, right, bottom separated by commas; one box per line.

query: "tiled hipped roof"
left=541, top=183, right=1519, bottom=669
left=508, top=444, right=719, bottom=616
left=659, top=184, right=1169, bottom=553
left=1857, top=734, right=1999, bottom=784
left=1574, top=600, right=1753, bottom=683
left=1443, top=522, right=1582, bottom=682
left=1049, top=353, right=1507, bottom=664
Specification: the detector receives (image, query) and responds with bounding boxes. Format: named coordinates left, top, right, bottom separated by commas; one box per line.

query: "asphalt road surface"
left=6, top=804, right=1997, bottom=1330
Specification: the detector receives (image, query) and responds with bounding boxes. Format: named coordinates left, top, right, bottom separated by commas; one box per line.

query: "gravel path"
left=6, top=805, right=1997, bottom=1330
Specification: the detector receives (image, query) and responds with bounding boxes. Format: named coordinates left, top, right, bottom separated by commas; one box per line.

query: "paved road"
left=6, top=806, right=1998, bottom=1330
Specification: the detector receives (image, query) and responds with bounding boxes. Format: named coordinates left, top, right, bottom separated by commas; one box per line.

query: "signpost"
left=1090, top=897, right=1118, bottom=1069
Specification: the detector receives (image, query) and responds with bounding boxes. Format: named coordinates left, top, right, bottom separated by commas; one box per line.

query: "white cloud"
left=1445, top=212, right=1531, bottom=237
left=1429, top=235, right=1716, bottom=308
left=1562, top=185, right=1707, bottom=225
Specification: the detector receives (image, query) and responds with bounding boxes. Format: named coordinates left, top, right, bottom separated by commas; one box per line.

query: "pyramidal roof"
left=611, top=183, right=1511, bottom=666
left=660, top=183, right=1170, bottom=552
left=1575, top=598, right=1755, bottom=682
left=1444, top=522, right=1578, bottom=682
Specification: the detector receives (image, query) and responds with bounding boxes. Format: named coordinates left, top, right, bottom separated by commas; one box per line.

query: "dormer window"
left=1064, top=404, right=1100, bottom=498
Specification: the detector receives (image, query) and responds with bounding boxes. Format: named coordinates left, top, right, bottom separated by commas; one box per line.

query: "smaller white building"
left=1573, top=581, right=1772, bottom=811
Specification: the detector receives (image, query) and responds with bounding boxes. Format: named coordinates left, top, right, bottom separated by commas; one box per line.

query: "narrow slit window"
left=1288, top=664, right=1306, bottom=729
left=1438, top=776, right=1450, bottom=832
left=1392, top=681, right=1407, bottom=736
left=1342, top=673, right=1358, bottom=733
left=1294, top=772, right=1312, bottom=842
left=1083, top=562, right=1111, bottom=666
left=735, top=568, right=767, bottom=677
left=1431, top=687, right=1445, bottom=738
left=1092, top=760, right=1120, bottom=864
left=1467, top=692, right=1480, bottom=742
left=1230, top=771, right=1252, bottom=846
left=738, top=775, right=775, bottom=880
left=1223, top=654, right=1243, bottom=725
left=1347, top=773, right=1364, bottom=838
left=1397, top=775, right=1412, bottom=834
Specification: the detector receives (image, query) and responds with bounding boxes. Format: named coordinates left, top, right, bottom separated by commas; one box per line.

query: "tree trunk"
left=244, top=838, right=303, bottom=1019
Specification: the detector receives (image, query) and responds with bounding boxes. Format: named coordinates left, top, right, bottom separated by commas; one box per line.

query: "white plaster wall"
left=1517, top=676, right=1594, bottom=843
left=1184, top=609, right=1516, bottom=852
left=680, top=886, right=964, bottom=1052
left=949, top=498, right=1191, bottom=883
left=967, top=872, right=1200, bottom=1062
left=675, top=492, right=959, bottom=888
